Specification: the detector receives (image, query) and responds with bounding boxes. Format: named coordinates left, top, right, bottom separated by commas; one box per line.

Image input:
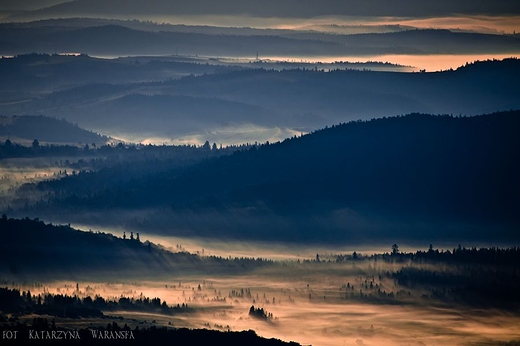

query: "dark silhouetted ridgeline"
left=19, top=110, right=519, bottom=243
left=0, top=319, right=299, bottom=345
left=1, top=56, right=519, bottom=141
left=0, top=216, right=274, bottom=279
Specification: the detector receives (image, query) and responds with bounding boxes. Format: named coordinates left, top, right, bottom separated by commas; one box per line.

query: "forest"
left=1, top=5, right=520, bottom=346
left=2, top=216, right=520, bottom=310
left=5, top=110, right=518, bottom=244
left=0, top=286, right=192, bottom=318
left=1, top=21, right=519, bottom=57
left=1, top=55, right=519, bottom=145
left=1, top=216, right=520, bottom=345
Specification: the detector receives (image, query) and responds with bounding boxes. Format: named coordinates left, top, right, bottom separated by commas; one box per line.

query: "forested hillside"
left=15, top=111, right=520, bottom=243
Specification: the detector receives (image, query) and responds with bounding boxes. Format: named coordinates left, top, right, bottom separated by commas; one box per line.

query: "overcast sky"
left=2, top=0, right=520, bottom=17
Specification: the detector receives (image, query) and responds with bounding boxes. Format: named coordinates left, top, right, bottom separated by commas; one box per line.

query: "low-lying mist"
left=6, top=254, right=520, bottom=346
left=35, top=203, right=517, bottom=247
left=3, top=216, right=519, bottom=345
left=112, top=124, right=305, bottom=147
left=0, top=156, right=84, bottom=208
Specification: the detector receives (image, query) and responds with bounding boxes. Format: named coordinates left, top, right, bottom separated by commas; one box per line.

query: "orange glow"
left=12, top=260, right=520, bottom=346
left=256, top=54, right=519, bottom=72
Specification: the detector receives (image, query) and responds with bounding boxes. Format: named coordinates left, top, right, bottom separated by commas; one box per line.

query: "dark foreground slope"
left=18, top=111, right=520, bottom=244
left=0, top=324, right=300, bottom=346
left=0, top=217, right=273, bottom=280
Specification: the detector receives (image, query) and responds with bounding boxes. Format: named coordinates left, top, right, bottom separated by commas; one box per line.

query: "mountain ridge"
left=17, top=111, right=520, bottom=244
left=1, top=22, right=519, bottom=57
left=2, top=58, right=518, bottom=144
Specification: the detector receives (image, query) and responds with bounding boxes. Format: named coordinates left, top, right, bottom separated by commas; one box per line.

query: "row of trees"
left=0, top=138, right=250, bottom=160
left=0, top=287, right=191, bottom=318
left=332, top=244, right=520, bottom=265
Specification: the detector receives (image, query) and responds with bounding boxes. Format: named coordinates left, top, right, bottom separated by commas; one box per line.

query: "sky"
left=2, top=0, right=520, bottom=34
left=3, top=0, right=519, bottom=17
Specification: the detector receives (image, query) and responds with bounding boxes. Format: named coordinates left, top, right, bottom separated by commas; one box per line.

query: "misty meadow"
left=1, top=1, right=520, bottom=345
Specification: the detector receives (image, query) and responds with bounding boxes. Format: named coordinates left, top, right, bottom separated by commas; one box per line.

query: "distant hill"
left=0, top=115, right=108, bottom=145
left=2, top=58, right=519, bottom=144
left=0, top=52, right=234, bottom=95
left=21, top=111, right=520, bottom=244
left=282, top=29, right=520, bottom=54
left=0, top=22, right=518, bottom=57
left=55, top=93, right=280, bottom=136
